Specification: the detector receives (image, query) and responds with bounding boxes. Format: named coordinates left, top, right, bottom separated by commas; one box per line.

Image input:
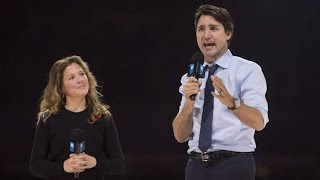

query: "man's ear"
left=226, top=31, right=232, bottom=41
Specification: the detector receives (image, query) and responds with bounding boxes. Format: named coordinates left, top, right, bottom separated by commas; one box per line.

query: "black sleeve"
left=94, top=116, right=125, bottom=175
left=29, top=119, right=66, bottom=178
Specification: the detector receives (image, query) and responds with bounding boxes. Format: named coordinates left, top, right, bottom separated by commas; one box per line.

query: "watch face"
left=228, top=98, right=240, bottom=110
left=235, top=98, right=240, bottom=108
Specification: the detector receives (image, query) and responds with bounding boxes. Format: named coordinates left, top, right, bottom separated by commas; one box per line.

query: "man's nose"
left=204, top=29, right=211, bottom=38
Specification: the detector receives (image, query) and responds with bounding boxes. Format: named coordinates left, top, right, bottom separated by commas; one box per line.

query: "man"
left=172, top=4, right=269, bottom=180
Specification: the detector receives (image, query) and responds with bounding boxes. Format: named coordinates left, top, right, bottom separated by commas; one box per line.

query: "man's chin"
left=203, top=50, right=217, bottom=60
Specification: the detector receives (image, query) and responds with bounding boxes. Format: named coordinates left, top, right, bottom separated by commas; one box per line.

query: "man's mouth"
left=204, top=43, right=215, bottom=48
left=203, top=42, right=215, bottom=50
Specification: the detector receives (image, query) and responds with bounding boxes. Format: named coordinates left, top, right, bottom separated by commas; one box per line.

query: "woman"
left=30, top=55, right=125, bottom=180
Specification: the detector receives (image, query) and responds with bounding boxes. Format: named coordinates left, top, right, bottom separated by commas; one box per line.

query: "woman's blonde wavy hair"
left=37, top=55, right=110, bottom=124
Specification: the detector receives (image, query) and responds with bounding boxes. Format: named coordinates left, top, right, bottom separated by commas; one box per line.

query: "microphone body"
left=75, top=171, right=80, bottom=179
left=70, top=129, right=85, bottom=179
left=187, top=52, right=205, bottom=100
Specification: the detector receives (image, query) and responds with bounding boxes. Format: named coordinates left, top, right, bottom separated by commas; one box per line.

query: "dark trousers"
left=185, top=153, right=255, bottom=180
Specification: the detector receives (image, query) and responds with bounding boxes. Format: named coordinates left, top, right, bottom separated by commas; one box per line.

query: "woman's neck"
left=65, top=98, right=86, bottom=112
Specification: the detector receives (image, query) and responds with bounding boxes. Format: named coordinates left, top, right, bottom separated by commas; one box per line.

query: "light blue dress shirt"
left=178, top=49, right=269, bottom=154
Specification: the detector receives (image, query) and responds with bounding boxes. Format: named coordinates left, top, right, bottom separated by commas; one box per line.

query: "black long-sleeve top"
left=30, top=108, right=125, bottom=180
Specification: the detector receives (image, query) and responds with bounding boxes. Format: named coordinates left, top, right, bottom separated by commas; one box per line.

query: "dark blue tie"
left=198, top=64, right=218, bottom=153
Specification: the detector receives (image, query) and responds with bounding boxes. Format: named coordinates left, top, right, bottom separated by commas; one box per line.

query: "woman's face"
left=62, top=63, right=89, bottom=100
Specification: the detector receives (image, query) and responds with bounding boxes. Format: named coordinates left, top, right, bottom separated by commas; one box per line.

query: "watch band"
left=227, top=98, right=240, bottom=110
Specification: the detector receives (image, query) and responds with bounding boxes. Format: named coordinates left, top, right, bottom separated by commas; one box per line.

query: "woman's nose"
left=77, top=76, right=83, bottom=83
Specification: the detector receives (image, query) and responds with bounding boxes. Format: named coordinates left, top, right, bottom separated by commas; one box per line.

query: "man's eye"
left=211, top=27, right=218, bottom=31
left=198, top=28, right=204, bottom=32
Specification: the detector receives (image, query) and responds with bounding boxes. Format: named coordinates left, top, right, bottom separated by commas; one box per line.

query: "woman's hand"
left=63, top=153, right=97, bottom=173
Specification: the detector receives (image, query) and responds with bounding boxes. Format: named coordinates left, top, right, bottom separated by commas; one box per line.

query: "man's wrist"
left=227, top=98, right=240, bottom=110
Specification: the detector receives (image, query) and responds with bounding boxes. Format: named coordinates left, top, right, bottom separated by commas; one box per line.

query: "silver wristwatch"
left=227, top=98, right=240, bottom=110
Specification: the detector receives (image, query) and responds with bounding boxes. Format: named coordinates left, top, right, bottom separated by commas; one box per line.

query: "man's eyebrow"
left=197, top=24, right=219, bottom=28
left=208, top=24, right=219, bottom=27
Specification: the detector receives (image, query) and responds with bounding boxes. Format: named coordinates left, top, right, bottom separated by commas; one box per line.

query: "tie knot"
left=205, top=64, right=218, bottom=75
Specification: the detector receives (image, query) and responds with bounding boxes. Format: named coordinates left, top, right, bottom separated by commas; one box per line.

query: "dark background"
left=1, top=0, right=320, bottom=179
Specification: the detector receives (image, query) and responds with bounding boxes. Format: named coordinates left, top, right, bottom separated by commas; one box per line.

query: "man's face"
left=196, top=15, right=231, bottom=63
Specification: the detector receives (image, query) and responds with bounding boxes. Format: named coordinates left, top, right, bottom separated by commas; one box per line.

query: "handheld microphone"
left=70, top=128, right=85, bottom=179
left=187, top=52, right=205, bottom=101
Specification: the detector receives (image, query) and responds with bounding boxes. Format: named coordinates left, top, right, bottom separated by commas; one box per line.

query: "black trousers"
left=185, top=153, right=255, bottom=180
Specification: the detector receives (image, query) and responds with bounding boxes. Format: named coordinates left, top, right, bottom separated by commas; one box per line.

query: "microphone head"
left=70, top=128, right=85, bottom=153
left=70, top=128, right=84, bottom=142
left=191, top=52, right=204, bottom=63
left=188, top=52, right=205, bottom=78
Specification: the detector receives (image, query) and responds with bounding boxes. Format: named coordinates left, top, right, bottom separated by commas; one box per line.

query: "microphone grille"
left=70, top=128, right=84, bottom=142
left=191, top=52, right=203, bottom=63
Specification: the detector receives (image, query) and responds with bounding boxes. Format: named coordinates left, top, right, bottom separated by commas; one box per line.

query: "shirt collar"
left=203, top=49, right=233, bottom=69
